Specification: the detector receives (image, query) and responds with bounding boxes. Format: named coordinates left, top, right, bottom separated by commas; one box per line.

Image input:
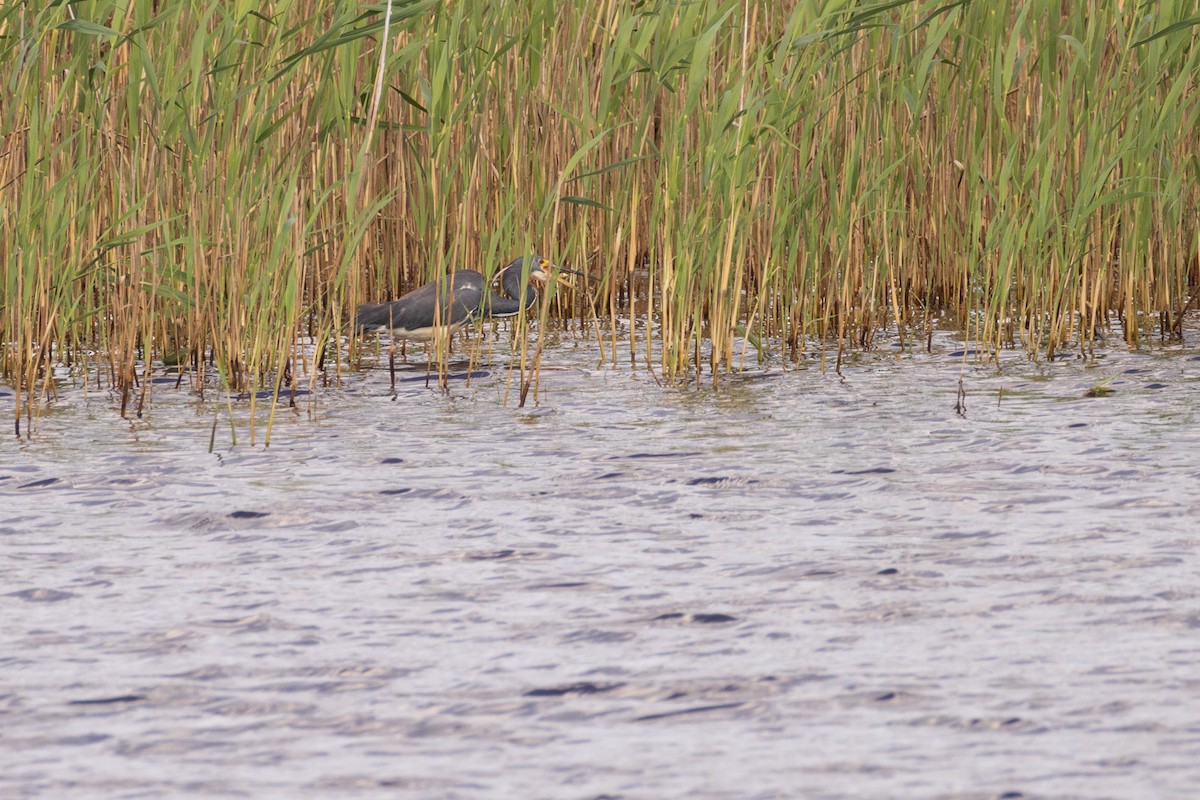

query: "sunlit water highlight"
left=3, top=331, right=1199, bottom=799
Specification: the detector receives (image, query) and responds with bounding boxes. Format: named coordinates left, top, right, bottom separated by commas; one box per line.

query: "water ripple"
left=3, top=331, right=1200, bottom=798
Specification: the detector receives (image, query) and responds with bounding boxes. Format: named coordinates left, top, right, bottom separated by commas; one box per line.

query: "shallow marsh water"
left=3, top=329, right=1200, bottom=800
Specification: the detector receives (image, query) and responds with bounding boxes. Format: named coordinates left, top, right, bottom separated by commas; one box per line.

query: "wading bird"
left=354, top=255, right=579, bottom=392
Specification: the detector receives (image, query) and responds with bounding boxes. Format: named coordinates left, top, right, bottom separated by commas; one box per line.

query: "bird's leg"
left=400, top=339, right=407, bottom=362
left=389, top=341, right=398, bottom=400
left=430, top=330, right=450, bottom=392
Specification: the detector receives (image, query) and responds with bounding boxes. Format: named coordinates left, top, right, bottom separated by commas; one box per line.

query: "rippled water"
left=3, top=330, right=1200, bottom=799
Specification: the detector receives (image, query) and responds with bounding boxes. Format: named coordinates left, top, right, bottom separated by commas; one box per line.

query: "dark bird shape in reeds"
left=354, top=255, right=579, bottom=340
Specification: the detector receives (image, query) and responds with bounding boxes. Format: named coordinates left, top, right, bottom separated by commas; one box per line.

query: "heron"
left=354, top=255, right=580, bottom=391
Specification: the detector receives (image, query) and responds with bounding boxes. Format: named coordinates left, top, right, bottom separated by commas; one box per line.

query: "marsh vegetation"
left=2, top=0, right=1198, bottom=435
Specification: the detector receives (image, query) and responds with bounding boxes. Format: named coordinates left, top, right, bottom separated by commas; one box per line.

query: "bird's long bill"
left=551, top=264, right=586, bottom=289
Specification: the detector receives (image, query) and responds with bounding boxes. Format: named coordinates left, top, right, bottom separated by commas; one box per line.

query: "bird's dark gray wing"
left=444, top=272, right=487, bottom=324
left=355, top=271, right=487, bottom=334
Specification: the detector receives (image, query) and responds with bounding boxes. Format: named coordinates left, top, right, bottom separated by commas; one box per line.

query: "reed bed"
left=2, top=0, right=1198, bottom=437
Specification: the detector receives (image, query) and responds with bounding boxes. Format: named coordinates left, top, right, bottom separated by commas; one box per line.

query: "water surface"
left=3, top=332, right=1199, bottom=799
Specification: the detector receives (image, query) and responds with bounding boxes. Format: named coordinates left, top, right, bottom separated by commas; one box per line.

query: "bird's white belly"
left=383, top=319, right=468, bottom=341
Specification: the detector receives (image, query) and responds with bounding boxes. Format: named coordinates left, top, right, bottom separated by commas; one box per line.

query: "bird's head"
left=501, top=255, right=554, bottom=284
left=502, top=255, right=586, bottom=289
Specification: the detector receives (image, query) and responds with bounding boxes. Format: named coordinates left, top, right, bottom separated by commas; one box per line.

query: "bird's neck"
left=499, top=269, right=537, bottom=310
